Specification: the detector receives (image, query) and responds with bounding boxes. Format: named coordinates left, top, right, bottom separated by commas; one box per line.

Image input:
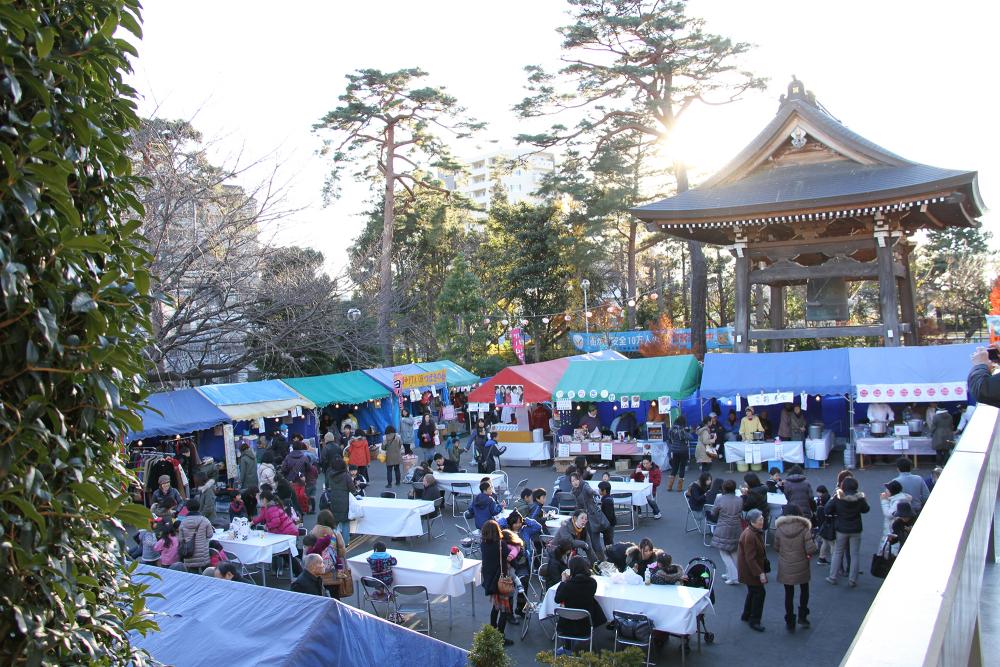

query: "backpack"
left=178, top=527, right=197, bottom=559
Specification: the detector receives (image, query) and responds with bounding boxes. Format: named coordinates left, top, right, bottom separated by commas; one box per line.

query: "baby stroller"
left=684, top=557, right=717, bottom=645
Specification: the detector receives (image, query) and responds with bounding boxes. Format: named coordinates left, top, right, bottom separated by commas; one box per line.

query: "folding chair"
left=702, top=504, right=717, bottom=547
left=422, top=496, right=446, bottom=541
left=514, top=478, right=530, bottom=496
left=553, top=607, right=593, bottom=653
left=221, top=551, right=261, bottom=585
left=360, top=576, right=394, bottom=618
left=684, top=495, right=706, bottom=534
left=455, top=525, right=481, bottom=558
left=612, top=492, right=635, bottom=532
left=613, top=610, right=653, bottom=666
left=554, top=491, right=576, bottom=514
left=451, top=482, right=475, bottom=517
left=381, top=491, right=397, bottom=499
left=608, top=475, right=627, bottom=482
left=393, top=585, right=432, bottom=634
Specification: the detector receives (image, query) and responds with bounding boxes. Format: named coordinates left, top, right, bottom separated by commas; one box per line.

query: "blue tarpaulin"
left=700, top=348, right=853, bottom=398
left=128, top=389, right=230, bottom=442
left=847, top=343, right=977, bottom=388
left=130, top=565, right=468, bottom=667
left=196, top=380, right=314, bottom=422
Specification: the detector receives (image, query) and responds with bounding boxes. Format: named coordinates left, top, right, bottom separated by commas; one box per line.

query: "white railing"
left=841, top=404, right=1000, bottom=667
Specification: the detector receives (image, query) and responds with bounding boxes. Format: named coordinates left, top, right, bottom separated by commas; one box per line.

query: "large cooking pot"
left=808, top=423, right=824, bottom=440
left=907, top=419, right=925, bottom=436
left=752, top=431, right=765, bottom=441
left=870, top=420, right=888, bottom=436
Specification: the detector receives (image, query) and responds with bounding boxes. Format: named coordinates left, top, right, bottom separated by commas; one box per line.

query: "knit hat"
left=158, top=475, right=170, bottom=485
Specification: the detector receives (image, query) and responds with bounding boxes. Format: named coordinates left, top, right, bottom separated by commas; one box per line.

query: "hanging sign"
left=620, top=396, right=629, bottom=410
left=556, top=399, right=572, bottom=411
left=657, top=396, right=672, bottom=414
left=256, top=417, right=265, bottom=432
left=855, top=383, right=967, bottom=403
left=396, top=370, right=448, bottom=391
left=443, top=405, right=456, bottom=420
left=735, top=394, right=742, bottom=411
left=747, top=391, right=794, bottom=407
left=600, top=442, right=614, bottom=461
left=223, top=424, right=237, bottom=477
left=558, top=443, right=570, bottom=458
left=630, top=395, right=640, bottom=409
left=511, top=327, right=526, bottom=364
left=800, top=392, right=808, bottom=411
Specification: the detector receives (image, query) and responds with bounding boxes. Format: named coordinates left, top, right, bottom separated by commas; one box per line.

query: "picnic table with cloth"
left=724, top=439, right=805, bottom=464
left=212, top=529, right=298, bottom=586
left=350, top=497, right=436, bottom=538
left=586, top=479, right=652, bottom=506
left=538, top=576, right=714, bottom=638
left=347, top=548, right=481, bottom=627
left=432, top=472, right=506, bottom=493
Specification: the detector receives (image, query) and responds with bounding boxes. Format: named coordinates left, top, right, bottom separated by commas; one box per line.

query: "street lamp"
left=580, top=279, right=591, bottom=338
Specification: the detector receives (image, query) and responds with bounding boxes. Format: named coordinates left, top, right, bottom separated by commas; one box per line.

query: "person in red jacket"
left=347, top=434, right=371, bottom=482
left=632, top=454, right=663, bottom=519
left=252, top=492, right=299, bottom=536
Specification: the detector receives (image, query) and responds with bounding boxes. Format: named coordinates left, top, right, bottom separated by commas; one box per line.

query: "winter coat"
left=326, top=470, right=356, bottom=523
left=571, top=482, right=609, bottom=531
left=290, top=570, right=324, bottom=596
left=650, top=563, right=686, bottom=585
left=417, top=420, right=437, bottom=450
left=824, top=492, right=870, bottom=534
left=742, top=483, right=769, bottom=522
left=554, top=574, right=607, bottom=633
left=154, top=535, right=180, bottom=567
left=480, top=540, right=512, bottom=595
left=773, top=515, right=816, bottom=585
left=930, top=410, right=955, bottom=451
left=238, top=452, right=259, bottom=491
left=382, top=433, right=402, bottom=466
left=194, top=479, right=216, bottom=523
left=137, top=529, right=159, bottom=563
left=625, top=546, right=660, bottom=578
left=880, top=491, right=912, bottom=536
left=695, top=426, right=717, bottom=461
left=257, top=463, right=276, bottom=490
left=778, top=410, right=806, bottom=440
left=667, top=424, right=689, bottom=455
left=686, top=482, right=708, bottom=512
left=253, top=504, right=298, bottom=536
left=893, top=473, right=929, bottom=512
left=281, top=449, right=310, bottom=483
left=178, top=513, right=214, bottom=569
left=552, top=518, right=591, bottom=558
left=400, top=416, right=416, bottom=446
left=710, top=493, right=743, bottom=552
left=471, top=492, right=502, bottom=529
left=782, top=473, right=814, bottom=516
left=739, top=416, right=763, bottom=441
left=347, top=437, right=371, bottom=467
left=635, top=463, right=662, bottom=491
left=737, top=525, right=767, bottom=585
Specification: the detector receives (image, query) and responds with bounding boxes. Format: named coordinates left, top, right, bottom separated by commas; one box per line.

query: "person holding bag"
left=480, top=520, right=515, bottom=647
left=737, top=509, right=769, bottom=632
left=417, top=413, right=437, bottom=464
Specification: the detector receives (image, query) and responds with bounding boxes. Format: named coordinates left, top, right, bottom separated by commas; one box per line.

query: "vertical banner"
left=511, top=327, right=526, bottom=364
left=223, top=424, right=237, bottom=478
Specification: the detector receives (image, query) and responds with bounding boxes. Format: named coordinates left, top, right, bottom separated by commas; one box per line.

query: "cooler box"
left=804, top=457, right=822, bottom=469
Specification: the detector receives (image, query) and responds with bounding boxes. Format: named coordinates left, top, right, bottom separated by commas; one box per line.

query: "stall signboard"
left=600, top=442, right=613, bottom=461
left=747, top=391, right=794, bottom=407
left=556, top=399, right=573, bottom=411
left=494, top=384, right=524, bottom=408
left=443, top=405, right=456, bottom=420
left=222, top=424, right=237, bottom=477
left=855, top=383, right=967, bottom=403
left=569, top=327, right=734, bottom=353
left=630, top=395, right=640, bottom=409
left=657, top=396, right=672, bottom=414
left=394, top=370, right=448, bottom=392
left=558, top=443, right=570, bottom=458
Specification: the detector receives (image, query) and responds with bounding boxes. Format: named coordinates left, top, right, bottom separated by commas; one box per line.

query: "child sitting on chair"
left=367, top=541, right=398, bottom=600
left=229, top=491, right=246, bottom=520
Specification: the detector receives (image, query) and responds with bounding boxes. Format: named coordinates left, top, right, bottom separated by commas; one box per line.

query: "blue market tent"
left=130, top=565, right=467, bottom=667
left=196, top=380, right=315, bottom=421
left=847, top=343, right=977, bottom=393
left=128, top=389, right=230, bottom=442
left=700, top=348, right=853, bottom=398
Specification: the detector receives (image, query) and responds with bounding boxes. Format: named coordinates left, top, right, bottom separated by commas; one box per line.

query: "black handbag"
left=763, top=557, right=772, bottom=574
left=871, top=539, right=895, bottom=579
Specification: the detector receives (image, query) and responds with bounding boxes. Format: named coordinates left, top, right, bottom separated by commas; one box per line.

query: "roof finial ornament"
left=781, top=75, right=816, bottom=108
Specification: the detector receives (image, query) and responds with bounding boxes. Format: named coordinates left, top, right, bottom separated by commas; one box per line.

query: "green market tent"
left=552, top=356, right=702, bottom=402
left=415, top=360, right=480, bottom=388
left=281, top=371, right=390, bottom=408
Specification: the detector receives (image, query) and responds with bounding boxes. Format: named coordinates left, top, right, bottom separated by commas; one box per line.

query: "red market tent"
left=468, top=350, right=626, bottom=405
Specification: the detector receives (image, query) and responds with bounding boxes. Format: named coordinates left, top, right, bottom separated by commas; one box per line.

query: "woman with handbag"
left=417, top=413, right=437, bottom=464
left=569, top=472, right=609, bottom=558
left=773, top=505, right=817, bottom=631
left=480, top=520, right=515, bottom=646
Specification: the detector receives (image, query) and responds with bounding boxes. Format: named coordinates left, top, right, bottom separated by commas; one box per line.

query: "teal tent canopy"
left=281, top=371, right=391, bottom=408
left=553, top=356, right=702, bottom=402
left=415, top=360, right=479, bottom=388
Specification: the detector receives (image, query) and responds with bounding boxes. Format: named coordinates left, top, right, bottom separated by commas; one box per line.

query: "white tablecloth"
left=855, top=436, right=934, bottom=456
left=347, top=549, right=481, bottom=597
left=213, top=530, right=298, bottom=565
left=539, top=578, right=713, bottom=635
left=350, top=497, right=435, bottom=538
left=734, top=489, right=787, bottom=507
left=498, top=441, right=550, bottom=463
left=433, top=472, right=505, bottom=493
left=724, top=440, right=805, bottom=464
left=587, top=480, right=652, bottom=506
left=805, top=430, right=834, bottom=461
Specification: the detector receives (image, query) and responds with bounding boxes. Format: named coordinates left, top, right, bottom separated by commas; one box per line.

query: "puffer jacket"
left=824, top=492, right=870, bottom=534
left=710, top=493, right=743, bottom=552
left=238, top=451, right=259, bottom=491
left=782, top=473, right=814, bottom=516
left=257, top=462, right=276, bottom=490
left=178, top=513, right=214, bottom=568
left=347, top=437, right=371, bottom=467
left=650, top=563, right=686, bottom=585
left=253, top=504, right=298, bottom=536
left=281, top=449, right=310, bottom=483
left=667, top=425, right=689, bottom=455
left=773, top=515, right=816, bottom=585
left=382, top=433, right=402, bottom=466
left=471, top=492, right=502, bottom=529
left=326, top=470, right=356, bottom=523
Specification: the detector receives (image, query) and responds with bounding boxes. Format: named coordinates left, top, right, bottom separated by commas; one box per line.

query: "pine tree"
left=436, top=255, right=491, bottom=372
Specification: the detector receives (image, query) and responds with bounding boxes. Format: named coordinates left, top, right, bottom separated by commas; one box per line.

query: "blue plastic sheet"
left=130, top=565, right=468, bottom=667
left=129, top=389, right=230, bottom=442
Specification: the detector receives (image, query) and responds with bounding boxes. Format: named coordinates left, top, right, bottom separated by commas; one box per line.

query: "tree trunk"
left=681, top=245, right=689, bottom=325
left=675, top=163, right=707, bottom=359
left=378, top=124, right=396, bottom=366
left=626, top=219, right=637, bottom=328
left=716, top=250, right=730, bottom=327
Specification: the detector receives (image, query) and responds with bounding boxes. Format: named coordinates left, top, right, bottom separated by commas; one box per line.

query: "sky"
left=130, top=1, right=998, bottom=276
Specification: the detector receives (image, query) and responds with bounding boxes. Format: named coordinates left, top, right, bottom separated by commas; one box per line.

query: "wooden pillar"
left=734, top=252, right=750, bottom=353
left=875, top=224, right=901, bottom=347
left=898, top=243, right=919, bottom=345
left=769, top=284, right=785, bottom=352
left=753, top=283, right=766, bottom=352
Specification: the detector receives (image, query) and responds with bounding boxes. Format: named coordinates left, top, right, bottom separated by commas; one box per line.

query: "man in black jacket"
left=969, top=346, right=1000, bottom=408
left=290, top=554, right=325, bottom=596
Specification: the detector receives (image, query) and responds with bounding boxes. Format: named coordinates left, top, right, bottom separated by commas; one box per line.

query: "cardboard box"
left=554, top=457, right=574, bottom=473
left=614, top=459, right=631, bottom=472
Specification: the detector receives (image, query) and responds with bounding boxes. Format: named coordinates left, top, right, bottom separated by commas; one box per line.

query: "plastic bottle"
left=644, top=568, right=651, bottom=585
